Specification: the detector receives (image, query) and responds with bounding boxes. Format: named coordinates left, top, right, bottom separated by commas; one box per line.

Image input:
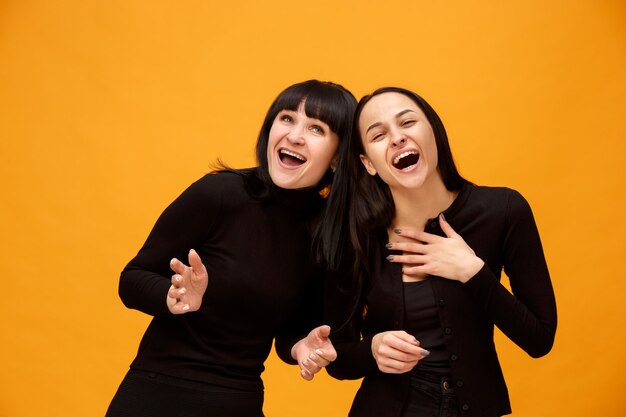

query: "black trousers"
left=105, top=370, right=265, bottom=417
left=399, top=371, right=460, bottom=417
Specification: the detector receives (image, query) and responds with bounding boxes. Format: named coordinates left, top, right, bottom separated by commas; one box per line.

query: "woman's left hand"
left=291, top=325, right=337, bottom=381
left=387, top=214, right=484, bottom=283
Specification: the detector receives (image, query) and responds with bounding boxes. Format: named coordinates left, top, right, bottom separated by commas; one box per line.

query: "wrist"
left=460, top=257, right=484, bottom=283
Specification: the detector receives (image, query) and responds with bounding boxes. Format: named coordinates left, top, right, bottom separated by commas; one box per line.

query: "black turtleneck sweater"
left=118, top=170, right=324, bottom=392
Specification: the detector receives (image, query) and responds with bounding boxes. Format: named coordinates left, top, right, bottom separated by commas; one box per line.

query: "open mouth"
left=279, top=149, right=307, bottom=167
left=392, top=151, right=420, bottom=170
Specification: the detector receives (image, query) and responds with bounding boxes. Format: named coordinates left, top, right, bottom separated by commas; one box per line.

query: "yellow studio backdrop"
left=0, top=0, right=624, bottom=416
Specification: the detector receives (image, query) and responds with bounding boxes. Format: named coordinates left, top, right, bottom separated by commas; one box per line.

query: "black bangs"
left=270, top=80, right=354, bottom=139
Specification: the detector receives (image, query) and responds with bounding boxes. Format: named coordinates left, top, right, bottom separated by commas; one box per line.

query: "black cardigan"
left=119, top=170, right=324, bottom=392
left=325, top=183, right=557, bottom=416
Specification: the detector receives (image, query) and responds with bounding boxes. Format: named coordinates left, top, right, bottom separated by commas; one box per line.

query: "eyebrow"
left=365, top=109, right=417, bottom=134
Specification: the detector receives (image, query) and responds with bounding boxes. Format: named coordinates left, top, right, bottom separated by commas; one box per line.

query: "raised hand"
left=166, top=249, right=209, bottom=314
left=291, top=325, right=338, bottom=381
left=371, top=330, right=430, bottom=374
left=387, top=214, right=484, bottom=283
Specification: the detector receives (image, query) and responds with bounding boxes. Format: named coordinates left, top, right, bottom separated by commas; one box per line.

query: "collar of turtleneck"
left=267, top=182, right=325, bottom=219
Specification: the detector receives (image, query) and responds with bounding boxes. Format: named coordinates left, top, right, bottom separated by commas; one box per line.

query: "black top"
left=119, top=170, right=325, bottom=392
left=325, top=183, right=557, bottom=417
left=403, top=280, right=449, bottom=376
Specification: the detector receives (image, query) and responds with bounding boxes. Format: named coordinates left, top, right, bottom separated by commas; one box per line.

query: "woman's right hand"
left=167, top=249, right=209, bottom=314
left=371, top=331, right=430, bottom=374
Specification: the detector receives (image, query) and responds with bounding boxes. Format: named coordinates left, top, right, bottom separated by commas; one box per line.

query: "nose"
left=286, top=122, right=305, bottom=145
left=390, top=129, right=407, bottom=148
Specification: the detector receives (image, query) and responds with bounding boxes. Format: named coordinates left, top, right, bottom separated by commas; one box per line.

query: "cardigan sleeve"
left=464, top=189, right=557, bottom=358
left=118, top=174, right=221, bottom=317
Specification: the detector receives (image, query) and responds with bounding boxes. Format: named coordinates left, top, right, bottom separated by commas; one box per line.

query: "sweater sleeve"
left=324, top=268, right=379, bottom=380
left=463, top=189, right=557, bottom=358
left=274, top=272, right=325, bottom=365
left=118, top=175, right=221, bottom=317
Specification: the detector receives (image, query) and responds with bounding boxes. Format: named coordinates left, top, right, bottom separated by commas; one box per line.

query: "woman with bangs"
left=106, top=80, right=357, bottom=417
left=317, top=87, right=557, bottom=416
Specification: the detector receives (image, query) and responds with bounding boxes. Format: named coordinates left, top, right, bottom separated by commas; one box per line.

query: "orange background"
left=1, top=1, right=624, bottom=416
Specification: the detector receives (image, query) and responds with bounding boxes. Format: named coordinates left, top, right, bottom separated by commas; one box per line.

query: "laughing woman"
left=106, top=80, right=357, bottom=417
left=318, top=87, right=557, bottom=417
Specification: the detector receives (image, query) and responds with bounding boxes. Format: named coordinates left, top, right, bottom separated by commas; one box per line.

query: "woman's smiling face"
left=358, top=92, right=440, bottom=191
left=267, top=101, right=339, bottom=190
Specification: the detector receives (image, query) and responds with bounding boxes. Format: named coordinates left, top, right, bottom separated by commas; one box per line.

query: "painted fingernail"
left=178, top=288, right=186, bottom=295
left=440, top=213, right=446, bottom=221
left=385, top=243, right=393, bottom=249
left=182, top=305, right=190, bottom=311
left=386, top=255, right=394, bottom=261
left=421, top=350, right=430, bottom=357
left=394, top=229, right=401, bottom=234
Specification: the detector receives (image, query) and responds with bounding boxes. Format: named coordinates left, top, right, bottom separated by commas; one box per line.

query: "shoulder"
left=469, top=184, right=533, bottom=220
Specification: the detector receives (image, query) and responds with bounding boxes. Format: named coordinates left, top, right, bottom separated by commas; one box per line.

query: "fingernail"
left=421, top=350, right=430, bottom=357
left=386, top=255, right=394, bottom=261
left=182, top=305, right=190, bottom=311
left=309, top=353, right=317, bottom=360
left=170, top=258, right=176, bottom=265
left=315, top=349, right=323, bottom=355
left=303, top=359, right=309, bottom=366
left=385, top=243, right=393, bottom=249
left=175, top=276, right=181, bottom=282
left=190, top=248, right=196, bottom=254
left=178, top=288, right=186, bottom=295
left=394, top=229, right=401, bottom=234
left=440, top=213, right=446, bottom=221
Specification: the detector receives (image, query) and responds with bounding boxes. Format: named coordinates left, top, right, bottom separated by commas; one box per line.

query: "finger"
left=314, top=347, right=337, bottom=362
left=387, top=241, right=427, bottom=255
left=393, top=229, right=440, bottom=244
left=168, top=285, right=187, bottom=300
left=313, top=325, right=331, bottom=341
left=171, top=274, right=183, bottom=287
left=438, top=213, right=459, bottom=238
left=402, top=264, right=436, bottom=277
left=386, top=253, right=427, bottom=264
left=384, top=334, right=429, bottom=357
left=379, top=359, right=419, bottom=374
left=169, top=302, right=191, bottom=315
left=300, top=367, right=314, bottom=381
left=308, top=350, right=332, bottom=367
left=301, top=357, right=323, bottom=375
left=187, top=249, right=207, bottom=274
left=170, top=258, right=188, bottom=275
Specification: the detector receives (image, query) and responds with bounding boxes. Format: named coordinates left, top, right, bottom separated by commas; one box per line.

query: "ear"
left=330, top=154, right=338, bottom=172
left=360, top=154, right=377, bottom=176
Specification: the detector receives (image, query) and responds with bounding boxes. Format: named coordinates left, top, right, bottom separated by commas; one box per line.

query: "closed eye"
left=371, top=131, right=385, bottom=142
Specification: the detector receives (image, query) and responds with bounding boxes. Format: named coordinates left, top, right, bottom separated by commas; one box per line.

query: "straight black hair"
left=245, top=80, right=357, bottom=198
left=315, top=87, right=468, bottom=330
left=214, top=80, right=356, bottom=199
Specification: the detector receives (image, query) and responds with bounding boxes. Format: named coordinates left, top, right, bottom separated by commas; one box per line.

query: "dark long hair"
left=221, top=80, right=356, bottom=198
left=316, top=87, right=467, bottom=327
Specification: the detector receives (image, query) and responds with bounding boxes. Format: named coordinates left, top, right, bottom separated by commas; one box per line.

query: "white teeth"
left=280, top=149, right=306, bottom=161
left=393, top=151, right=417, bottom=165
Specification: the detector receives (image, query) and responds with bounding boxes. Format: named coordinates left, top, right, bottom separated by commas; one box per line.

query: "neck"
left=390, top=175, right=457, bottom=230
